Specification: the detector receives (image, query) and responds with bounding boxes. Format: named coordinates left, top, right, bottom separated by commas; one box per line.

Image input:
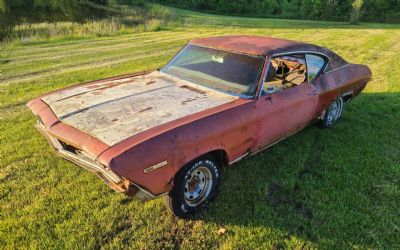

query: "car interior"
left=263, top=54, right=307, bottom=95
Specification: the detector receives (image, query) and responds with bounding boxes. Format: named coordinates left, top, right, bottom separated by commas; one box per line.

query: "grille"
left=58, top=140, right=78, bottom=154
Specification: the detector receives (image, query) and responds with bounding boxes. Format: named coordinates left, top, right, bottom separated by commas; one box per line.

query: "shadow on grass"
left=202, top=92, right=400, bottom=248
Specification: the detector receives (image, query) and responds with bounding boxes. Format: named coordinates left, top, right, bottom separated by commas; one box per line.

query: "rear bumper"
left=35, top=124, right=158, bottom=200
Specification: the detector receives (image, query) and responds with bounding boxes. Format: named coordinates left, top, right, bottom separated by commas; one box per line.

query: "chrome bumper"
left=34, top=124, right=159, bottom=200
left=35, top=124, right=126, bottom=192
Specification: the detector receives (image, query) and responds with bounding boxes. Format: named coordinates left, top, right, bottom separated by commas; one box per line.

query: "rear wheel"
left=165, top=156, right=221, bottom=218
left=320, top=97, right=344, bottom=128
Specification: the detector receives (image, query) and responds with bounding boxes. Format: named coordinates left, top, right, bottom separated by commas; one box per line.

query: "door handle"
left=308, top=90, right=318, bottom=96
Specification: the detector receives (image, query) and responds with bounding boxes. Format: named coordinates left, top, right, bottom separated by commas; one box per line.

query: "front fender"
left=98, top=100, right=258, bottom=195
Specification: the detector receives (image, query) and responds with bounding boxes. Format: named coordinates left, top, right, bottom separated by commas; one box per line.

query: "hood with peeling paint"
left=41, top=71, right=238, bottom=146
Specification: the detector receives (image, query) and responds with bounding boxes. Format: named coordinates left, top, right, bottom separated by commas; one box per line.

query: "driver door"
left=253, top=54, right=319, bottom=151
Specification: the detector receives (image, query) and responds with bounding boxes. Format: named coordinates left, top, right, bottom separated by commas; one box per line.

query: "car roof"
left=190, top=35, right=347, bottom=69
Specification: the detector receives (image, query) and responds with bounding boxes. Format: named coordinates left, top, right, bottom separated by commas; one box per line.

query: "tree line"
left=1, top=0, right=399, bottom=29
left=0, top=0, right=151, bottom=39
left=155, top=0, right=400, bottom=23
left=0, top=0, right=150, bottom=26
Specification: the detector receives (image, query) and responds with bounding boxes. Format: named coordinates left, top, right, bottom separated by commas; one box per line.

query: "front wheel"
left=165, top=156, right=221, bottom=218
left=320, top=97, right=344, bottom=128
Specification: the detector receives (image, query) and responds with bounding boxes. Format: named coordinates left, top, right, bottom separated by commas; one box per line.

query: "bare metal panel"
left=42, top=71, right=237, bottom=146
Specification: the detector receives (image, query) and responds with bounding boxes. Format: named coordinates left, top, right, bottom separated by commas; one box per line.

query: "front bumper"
left=35, top=124, right=158, bottom=200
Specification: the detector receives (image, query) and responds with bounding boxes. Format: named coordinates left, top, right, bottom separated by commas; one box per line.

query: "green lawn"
left=1, top=9, right=399, bottom=249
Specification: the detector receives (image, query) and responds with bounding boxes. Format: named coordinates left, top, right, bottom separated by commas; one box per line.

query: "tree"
left=350, top=0, right=364, bottom=24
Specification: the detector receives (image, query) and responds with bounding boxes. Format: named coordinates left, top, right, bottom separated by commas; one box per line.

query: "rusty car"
left=28, top=35, right=372, bottom=218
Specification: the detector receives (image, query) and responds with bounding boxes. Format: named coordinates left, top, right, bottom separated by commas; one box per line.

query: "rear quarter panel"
left=314, top=63, right=372, bottom=115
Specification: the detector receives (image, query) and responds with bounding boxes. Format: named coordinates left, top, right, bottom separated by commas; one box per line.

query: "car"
left=27, top=35, right=372, bottom=218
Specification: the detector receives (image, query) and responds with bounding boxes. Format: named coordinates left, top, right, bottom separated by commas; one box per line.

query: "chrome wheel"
left=184, top=166, right=213, bottom=207
left=165, top=156, right=221, bottom=218
left=326, top=97, right=344, bottom=125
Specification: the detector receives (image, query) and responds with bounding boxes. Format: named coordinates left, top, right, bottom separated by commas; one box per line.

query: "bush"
left=144, top=19, right=164, bottom=31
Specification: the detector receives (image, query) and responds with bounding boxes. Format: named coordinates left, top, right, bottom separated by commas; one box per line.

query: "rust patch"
left=182, top=98, right=197, bottom=105
left=54, top=81, right=134, bottom=103
left=139, top=107, right=154, bottom=113
left=97, top=82, right=123, bottom=90
left=87, top=80, right=136, bottom=91
left=231, top=137, right=252, bottom=152
left=158, top=75, right=176, bottom=84
left=180, top=85, right=207, bottom=95
left=86, top=82, right=117, bottom=89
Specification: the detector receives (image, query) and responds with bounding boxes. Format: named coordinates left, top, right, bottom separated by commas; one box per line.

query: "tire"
left=165, top=155, right=221, bottom=218
left=320, top=97, right=344, bottom=128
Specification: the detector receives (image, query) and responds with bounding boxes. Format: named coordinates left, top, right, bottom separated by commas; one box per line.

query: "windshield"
left=161, top=44, right=265, bottom=97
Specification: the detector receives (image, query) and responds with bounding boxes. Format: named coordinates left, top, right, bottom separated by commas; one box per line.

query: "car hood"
left=41, top=71, right=238, bottom=146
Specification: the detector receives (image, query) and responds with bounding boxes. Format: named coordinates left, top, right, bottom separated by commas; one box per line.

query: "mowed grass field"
left=1, top=9, right=400, bottom=249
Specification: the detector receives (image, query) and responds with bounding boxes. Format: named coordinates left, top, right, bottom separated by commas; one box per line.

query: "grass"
left=1, top=9, right=400, bottom=249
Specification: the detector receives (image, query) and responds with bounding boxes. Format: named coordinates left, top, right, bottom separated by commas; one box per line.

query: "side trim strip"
left=144, top=160, right=168, bottom=174
left=229, top=152, right=250, bottom=165
left=251, top=124, right=308, bottom=156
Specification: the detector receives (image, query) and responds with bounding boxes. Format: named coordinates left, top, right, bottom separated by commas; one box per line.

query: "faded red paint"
left=191, top=35, right=348, bottom=69
left=28, top=99, right=110, bottom=157
left=27, top=36, right=372, bottom=199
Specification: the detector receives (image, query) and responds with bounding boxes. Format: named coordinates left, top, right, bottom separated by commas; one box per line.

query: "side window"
left=305, top=54, right=326, bottom=82
left=263, top=54, right=307, bottom=95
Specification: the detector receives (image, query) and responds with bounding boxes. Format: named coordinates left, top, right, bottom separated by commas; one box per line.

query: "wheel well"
left=206, top=150, right=229, bottom=167
left=342, top=94, right=353, bottom=102
left=170, top=149, right=229, bottom=187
